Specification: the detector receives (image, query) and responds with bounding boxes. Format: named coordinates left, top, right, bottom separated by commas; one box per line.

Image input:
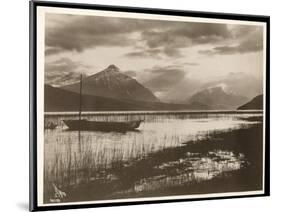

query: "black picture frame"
left=29, top=1, right=270, bottom=211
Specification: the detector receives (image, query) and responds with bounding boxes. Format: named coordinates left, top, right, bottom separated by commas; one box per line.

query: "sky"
left=44, top=12, right=264, bottom=102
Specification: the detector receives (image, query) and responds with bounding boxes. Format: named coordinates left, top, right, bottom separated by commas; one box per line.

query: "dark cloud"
left=136, top=22, right=231, bottom=57
left=231, top=25, right=257, bottom=38
left=142, top=31, right=181, bottom=49
left=143, top=65, right=186, bottom=92
left=198, top=49, right=215, bottom=55
left=145, top=65, right=182, bottom=73
left=46, top=14, right=230, bottom=57
left=181, top=62, right=199, bottom=66
left=173, top=22, right=231, bottom=40
left=45, top=47, right=65, bottom=56
left=45, top=14, right=170, bottom=55
left=199, top=39, right=262, bottom=55
left=46, top=13, right=263, bottom=58
left=125, top=48, right=163, bottom=58
left=45, top=58, right=89, bottom=86
left=163, top=47, right=182, bottom=57
left=199, top=26, right=263, bottom=55
left=125, top=51, right=147, bottom=58
left=216, top=35, right=262, bottom=54
left=46, top=15, right=139, bottom=54
left=142, top=22, right=230, bottom=49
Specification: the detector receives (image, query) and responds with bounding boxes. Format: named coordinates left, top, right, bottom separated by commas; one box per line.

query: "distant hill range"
left=185, top=86, right=249, bottom=110
left=45, top=84, right=211, bottom=112
left=237, top=94, right=263, bottom=110
left=45, top=64, right=261, bottom=112
left=62, top=65, right=159, bottom=103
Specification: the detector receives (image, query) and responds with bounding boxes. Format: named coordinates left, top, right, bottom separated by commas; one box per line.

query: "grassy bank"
left=44, top=118, right=263, bottom=203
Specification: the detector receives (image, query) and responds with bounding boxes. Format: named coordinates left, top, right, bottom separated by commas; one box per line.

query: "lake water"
left=44, top=111, right=263, bottom=201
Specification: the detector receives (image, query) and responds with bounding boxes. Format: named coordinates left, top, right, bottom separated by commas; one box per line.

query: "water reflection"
left=45, top=113, right=261, bottom=166
left=130, top=150, right=247, bottom=193
left=44, top=112, right=262, bottom=201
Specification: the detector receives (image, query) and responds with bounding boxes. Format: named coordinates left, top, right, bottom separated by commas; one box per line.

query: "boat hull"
left=63, top=119, right=142, bottom=131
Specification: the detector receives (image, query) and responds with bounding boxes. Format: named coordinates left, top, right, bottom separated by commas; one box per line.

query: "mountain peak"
left=62, top=65, right=160, bottom=102
left=106, top=64, right=119, bottom=72
left=186, top=85, right=248, bottom=110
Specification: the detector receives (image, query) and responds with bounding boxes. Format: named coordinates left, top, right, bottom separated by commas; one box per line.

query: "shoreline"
left=44, top=118, right=263, bottom=203
left=44, top=110, right=263, bottom=117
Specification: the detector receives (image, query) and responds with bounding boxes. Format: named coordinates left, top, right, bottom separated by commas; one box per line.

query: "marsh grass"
left=43, top=113, right=263, bottom=203
left=43, top=130, right=177, bottom=202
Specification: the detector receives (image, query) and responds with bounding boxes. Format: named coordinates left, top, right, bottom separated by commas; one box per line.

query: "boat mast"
left=79, top=74, right=82, bottom=121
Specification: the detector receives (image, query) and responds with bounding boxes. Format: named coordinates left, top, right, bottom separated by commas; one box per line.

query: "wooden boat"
left=63, top=74, right=143, bottom=131
left=63, top=119, right=142, bottom=131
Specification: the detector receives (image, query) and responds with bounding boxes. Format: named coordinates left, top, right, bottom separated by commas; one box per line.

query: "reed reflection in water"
left=44, top=112, right=262, bottom=202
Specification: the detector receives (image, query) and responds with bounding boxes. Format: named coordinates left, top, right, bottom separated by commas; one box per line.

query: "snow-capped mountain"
left=186, top=85, right=249, bottom=110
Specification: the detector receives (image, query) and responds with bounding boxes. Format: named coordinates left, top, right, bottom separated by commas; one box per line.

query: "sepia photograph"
left=30, top=2, right=269, bottom=210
